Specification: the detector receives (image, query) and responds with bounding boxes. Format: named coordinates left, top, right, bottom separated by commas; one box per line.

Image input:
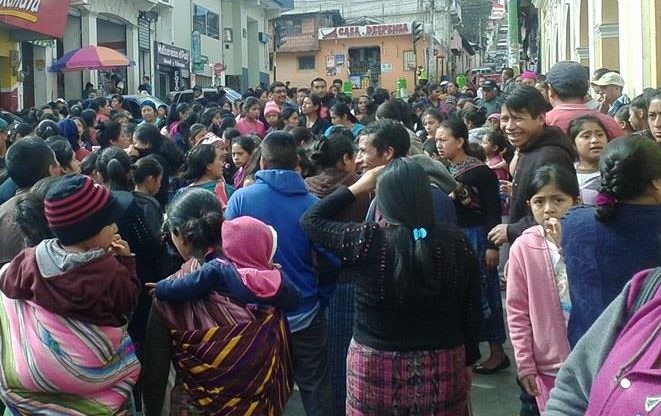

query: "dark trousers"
left=291, top=310, right=335, bottom=416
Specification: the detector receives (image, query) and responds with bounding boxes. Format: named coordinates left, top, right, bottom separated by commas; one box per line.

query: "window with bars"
left=193, top=4, right=220, bottom=39
left=298, top=56, right=315, bottom=70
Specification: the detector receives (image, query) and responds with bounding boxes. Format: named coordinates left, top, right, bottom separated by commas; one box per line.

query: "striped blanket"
left=0, top=293, right=141, bottom=415
left=156, top=259, right=294, bottom=415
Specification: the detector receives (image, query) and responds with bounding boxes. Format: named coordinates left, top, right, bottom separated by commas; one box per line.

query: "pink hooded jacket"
left=506, top=225, right=571, bottom=378
left=221, top=216, right=281, bottom=298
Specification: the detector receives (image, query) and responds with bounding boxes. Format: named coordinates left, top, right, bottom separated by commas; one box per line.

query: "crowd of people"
left=0, top=60, right=658, bottom=416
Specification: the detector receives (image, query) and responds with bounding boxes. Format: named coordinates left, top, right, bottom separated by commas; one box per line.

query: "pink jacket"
left=506, top=225, right=571, bottom=378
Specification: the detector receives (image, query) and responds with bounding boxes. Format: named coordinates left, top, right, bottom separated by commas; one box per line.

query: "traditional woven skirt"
left=346, top=339, right=470, bottom=416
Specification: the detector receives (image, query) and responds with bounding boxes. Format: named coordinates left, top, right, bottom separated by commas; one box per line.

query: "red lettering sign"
left=318, top=22, right=411, bottom=40
left=0, top=0, right=72, bottom=38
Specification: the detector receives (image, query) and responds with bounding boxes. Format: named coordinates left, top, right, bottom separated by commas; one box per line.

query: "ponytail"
left=97, top=146, right=133, bottom=191
left=132, top=156, right=163, bottom=185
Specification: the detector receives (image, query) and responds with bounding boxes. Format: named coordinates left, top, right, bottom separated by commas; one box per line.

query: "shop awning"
left=0, top=0, right=71, bottom=39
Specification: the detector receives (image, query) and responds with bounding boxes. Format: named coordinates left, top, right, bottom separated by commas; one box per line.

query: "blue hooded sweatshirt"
left=225, top=169, right=323, bottom=332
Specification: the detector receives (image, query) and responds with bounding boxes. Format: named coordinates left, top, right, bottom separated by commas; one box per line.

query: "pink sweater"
left=236, top=118, right=266, bottom=139
left=506, top=225, right=571, bottom=378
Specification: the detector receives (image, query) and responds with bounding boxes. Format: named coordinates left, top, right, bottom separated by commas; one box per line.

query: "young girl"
left=132, top=156, right=164, bottom=237
left=236, top=97, right=266, bottom=139
left=175, top=143, right=234, bottom=209
left=481, top=130, right=510, bottom=182
left=506, top=165, right=581, bottom=412
left=614, top=105, right=635, bottom=135
left=567, top=115, right=610, bottom=205
left=231, top=136, right=258, bottom=190
left=281, top=106, right=300, bottom=130
left=264, top=101, right=282, bottom=134
left=421, top=107, right=444, bottom=146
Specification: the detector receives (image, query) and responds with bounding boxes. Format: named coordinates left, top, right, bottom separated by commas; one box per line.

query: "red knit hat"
left=44, top=174, right=132, bottom=245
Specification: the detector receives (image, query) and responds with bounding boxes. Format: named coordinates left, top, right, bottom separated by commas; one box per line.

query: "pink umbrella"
left=49, top=46, right=133, bottom=72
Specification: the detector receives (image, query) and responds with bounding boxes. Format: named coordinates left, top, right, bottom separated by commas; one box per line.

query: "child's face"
left=574, top=121, right=607, bottom=165
left=247, top=105, right=261, bottom=120
left=232, top=142, right=252, bottom=168
left=265, top=113, right=280, bottom=127
left=500, top=106, right=545, bottom=149
left=528, top=184, right=577, bottom=228
left=115, top=132, right=132, bottom=149
left=481, top=137, right=498, bottom=156
left=85, top=223, right=119, bottom=250
left=423, top=114, right=441, bottom=137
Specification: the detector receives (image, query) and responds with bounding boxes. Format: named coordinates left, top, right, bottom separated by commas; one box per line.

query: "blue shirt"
left=561, top=203, right=661, bottom=346
left=225, top=169, right=332, bottom=332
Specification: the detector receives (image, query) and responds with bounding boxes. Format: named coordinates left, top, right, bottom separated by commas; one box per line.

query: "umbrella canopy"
left=49, top=46, right=133, bottom=72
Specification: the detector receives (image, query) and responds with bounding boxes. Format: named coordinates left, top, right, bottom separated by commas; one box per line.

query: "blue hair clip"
left=413, top=227, right=428, bottom=241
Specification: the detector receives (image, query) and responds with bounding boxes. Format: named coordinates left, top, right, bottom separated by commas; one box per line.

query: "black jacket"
left=507, top=126, right=576, bottom=242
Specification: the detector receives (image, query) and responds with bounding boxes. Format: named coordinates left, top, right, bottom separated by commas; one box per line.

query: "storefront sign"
left=156, top=42, right=190, bottom=69
left=319, top=23, right=411, bottom=40
left=490, top=1, right=506, bottom=20
left=0, top=0, right=71, bottom=38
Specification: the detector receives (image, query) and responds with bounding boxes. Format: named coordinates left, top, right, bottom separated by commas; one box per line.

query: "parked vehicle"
left=468, top=67, right=502, bottom=85
left=0, top=110, right=23, bottom=128
left=168, top=87, right=241, bottom=105
left=120, top=95, right=168, bottom=123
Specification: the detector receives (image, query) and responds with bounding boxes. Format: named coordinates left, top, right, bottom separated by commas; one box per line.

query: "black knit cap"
left=44, top=174, right=132, bottom=245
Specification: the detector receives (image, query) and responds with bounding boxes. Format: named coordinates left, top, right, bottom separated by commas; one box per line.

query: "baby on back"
left=154, top=216, right=300, bottom=311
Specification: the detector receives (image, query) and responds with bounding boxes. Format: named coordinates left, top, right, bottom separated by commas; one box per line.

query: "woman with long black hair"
left=127, top=123, right=183, bottom=206
left=301, top=158, right=482, bottom=415
left=436, top=117, right=509, bottom=374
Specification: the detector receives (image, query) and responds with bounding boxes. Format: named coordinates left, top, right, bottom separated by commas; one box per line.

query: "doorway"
left=348, top=46, right=381, bottom=89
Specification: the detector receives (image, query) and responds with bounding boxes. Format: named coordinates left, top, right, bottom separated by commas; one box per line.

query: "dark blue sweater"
left=561, top=203, right=661, bottom=346
left=154, top=255, right=301, bottom=312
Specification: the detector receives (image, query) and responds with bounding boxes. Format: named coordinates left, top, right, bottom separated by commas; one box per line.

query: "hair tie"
left=595, top=192, right=616, bottom=208
left=413, top=227, right=428, bottom=241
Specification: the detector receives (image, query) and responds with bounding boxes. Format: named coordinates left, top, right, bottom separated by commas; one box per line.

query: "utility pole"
left=428, top=0, right=435, bottom=82
left=507, top=0, right=520, bottom=74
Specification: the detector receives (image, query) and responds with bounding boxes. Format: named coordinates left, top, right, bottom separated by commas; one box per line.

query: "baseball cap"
left=482, top=80, right=499, bottom=90
left=546, top=61, right=589, bottom=96
left=592, top=72, right=625, bottom=87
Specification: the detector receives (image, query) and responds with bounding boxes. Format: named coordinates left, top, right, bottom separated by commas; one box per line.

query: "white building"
left=21, top=0, right=292, bottom=106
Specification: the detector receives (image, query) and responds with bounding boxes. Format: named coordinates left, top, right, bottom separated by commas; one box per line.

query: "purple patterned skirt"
left=346, top=339, right=471, bottom=416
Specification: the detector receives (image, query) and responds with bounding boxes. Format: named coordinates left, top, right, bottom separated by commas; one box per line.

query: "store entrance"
left=348, top=46, right=381, bottom=89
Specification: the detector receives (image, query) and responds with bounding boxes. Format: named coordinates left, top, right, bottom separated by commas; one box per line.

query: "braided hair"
left=596, top=134, right=661, bottom=221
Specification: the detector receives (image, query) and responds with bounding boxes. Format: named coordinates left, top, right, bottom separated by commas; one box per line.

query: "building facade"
left=0, top=0, right=71, bottom=110
left=535, top=0, right=661, bottom=96
left=273, top=16, right=431, bottom=93
left=170, top=0, right=292, bottom=94
left=0, top=0, right=292, bottom=110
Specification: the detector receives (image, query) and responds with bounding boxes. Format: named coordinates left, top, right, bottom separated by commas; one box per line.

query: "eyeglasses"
left=273, top=89, right=287, bottom=94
